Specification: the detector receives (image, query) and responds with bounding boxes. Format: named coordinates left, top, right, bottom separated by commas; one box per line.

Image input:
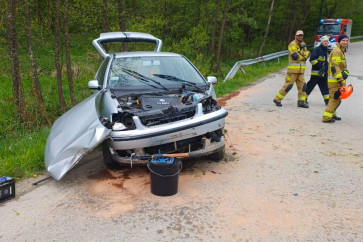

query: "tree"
left=64, top=0, right=76, bottom=106
left=209, top=0, right=220, bottom=71
left=7, top=0, right=26, bottom=122
left=297, top=0, right=313, bottom=29
left=101, top=0, right=110, bottom=33
left=24, top=0, right=51, bottom=125
left=117, top=0, right=128, bottom=51
left=54, top=0, right=66, bottom=113
left=286, top=7, right=296, bottom=45
left=258, top=0, right=275, bottom=56
left=215, top=0, right=230, bottom=72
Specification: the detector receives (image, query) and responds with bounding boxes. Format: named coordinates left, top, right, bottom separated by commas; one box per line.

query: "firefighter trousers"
left=306, top=75, right=329, bottom=103
left=322, top=83, right=341, bottom=121
left=274, top=73, right=307, bottom=102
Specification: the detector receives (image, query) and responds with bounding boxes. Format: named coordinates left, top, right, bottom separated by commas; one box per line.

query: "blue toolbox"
left=0, top=176, right=15, bottom=203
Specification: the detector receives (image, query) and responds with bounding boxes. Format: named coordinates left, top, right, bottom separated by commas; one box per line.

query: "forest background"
left=1, top=0, right=363, bottom=178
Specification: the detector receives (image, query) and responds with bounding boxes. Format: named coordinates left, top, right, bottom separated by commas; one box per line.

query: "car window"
left=109, top=56, right=206, bottom=89
left=95, top=57, right=110, bottom=86
left=318, top=24, right=340, bottom=35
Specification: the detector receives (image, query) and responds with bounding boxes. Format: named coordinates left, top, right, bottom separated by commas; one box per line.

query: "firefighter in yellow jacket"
left=322, top=35, right=349, bottom=123
left=273, top=30, right=310, bottom=108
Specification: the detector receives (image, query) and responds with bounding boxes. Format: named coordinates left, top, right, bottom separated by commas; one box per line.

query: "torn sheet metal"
left=44, top=93, right=110, bottom=180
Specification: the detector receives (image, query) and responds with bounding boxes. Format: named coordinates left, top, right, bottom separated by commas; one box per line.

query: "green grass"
left=0, top=127, right=49, bottom=179
left=0, top=31, right=289, bottom=179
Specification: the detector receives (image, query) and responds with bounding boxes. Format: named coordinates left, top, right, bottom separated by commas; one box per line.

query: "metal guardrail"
left=224, top=35, right=363, bottom=82
left=350, top=35, right=363, bottom=40
left=223, top=50, right=288, bottom=82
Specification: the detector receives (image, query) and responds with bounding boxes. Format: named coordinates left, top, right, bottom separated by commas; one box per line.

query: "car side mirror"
left=207, top=76, right=217, bottom=84
left=88, top=80, right=100, bottom=90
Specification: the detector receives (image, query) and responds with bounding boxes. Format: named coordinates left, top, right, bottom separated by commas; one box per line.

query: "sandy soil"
left=1, top=42, right=363, bottom=241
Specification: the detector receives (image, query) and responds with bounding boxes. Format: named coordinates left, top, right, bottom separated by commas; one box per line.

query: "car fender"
left=44, top=92, right=111, bottom=180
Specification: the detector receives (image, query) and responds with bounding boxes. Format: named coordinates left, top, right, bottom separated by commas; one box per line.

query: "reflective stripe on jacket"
left=309, top=44, right=328, bottom=77
left=287, top=40, right=310, bottom=74
left=328, top=43, right=347, bottom=84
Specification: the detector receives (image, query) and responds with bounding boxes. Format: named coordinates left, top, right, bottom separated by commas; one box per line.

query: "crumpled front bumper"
left=107, top=103, right=228, bottom=150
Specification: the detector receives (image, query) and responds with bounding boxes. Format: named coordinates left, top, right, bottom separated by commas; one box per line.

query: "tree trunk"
left=24, top=0, right=51, bottom=125
left=327, top=0, right=338, bottom=18
left=318, top=0, right=324, bottom=23
left=64, top=0, right=76, bottom=106
left=7, top=0, right=26, bottom=122
left=298, top=1, right=312, bottom=29
left=215, top=0, right=230, bottom=72
left=258, top=0, right=275, bottom=57
left=102, top=0, right=110, bottom=33
left=209, top=0, right=220, bottom=72
left=35, top=0, right=41, bottom=25
left=54, top=0, right=66, bottom=113
left=117, top=0, right=128, bottom=51
left=286, top=13, right=296, bottom=45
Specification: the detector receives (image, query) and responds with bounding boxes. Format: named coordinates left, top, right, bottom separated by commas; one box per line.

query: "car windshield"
left=318, top=24, right=340, bottom=35
left=108, top=56, right=207, bottom=90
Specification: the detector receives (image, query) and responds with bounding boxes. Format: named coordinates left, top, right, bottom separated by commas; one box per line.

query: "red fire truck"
left=314, top=18, right=353, bottom=51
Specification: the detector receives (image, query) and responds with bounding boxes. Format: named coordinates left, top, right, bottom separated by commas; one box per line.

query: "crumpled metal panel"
left=44, top=93, right=110, bottom=180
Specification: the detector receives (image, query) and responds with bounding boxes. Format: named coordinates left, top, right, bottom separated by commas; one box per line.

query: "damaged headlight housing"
left=201, top=97, right=219, bottom=114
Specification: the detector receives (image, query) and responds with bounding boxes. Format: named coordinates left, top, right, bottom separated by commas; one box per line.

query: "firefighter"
left=273, top=30, right=310, bottom=108
left=306, top=35, right=329, bottom=105
left=322, top=35, right=349, bottom=123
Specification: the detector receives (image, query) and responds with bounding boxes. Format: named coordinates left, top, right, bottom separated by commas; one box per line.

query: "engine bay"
left=102, top=90, right=220, bottom=130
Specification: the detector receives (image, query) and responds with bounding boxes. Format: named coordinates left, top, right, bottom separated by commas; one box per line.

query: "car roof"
left=113, top=51, right=182, bottom=58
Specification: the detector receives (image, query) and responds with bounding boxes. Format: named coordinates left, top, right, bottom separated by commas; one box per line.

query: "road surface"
left=1, top=42, right=362, bottom=241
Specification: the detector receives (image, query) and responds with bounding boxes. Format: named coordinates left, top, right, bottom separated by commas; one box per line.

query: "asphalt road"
left=1, top=41, right=362, bottom=241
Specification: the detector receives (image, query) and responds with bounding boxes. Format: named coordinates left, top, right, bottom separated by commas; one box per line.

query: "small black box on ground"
left=0, top=176, right=15, bottom=203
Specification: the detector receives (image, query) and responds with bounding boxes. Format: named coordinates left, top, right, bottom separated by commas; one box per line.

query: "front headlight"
left=201, top=97, right=219, bottom=114
left=111, top=112, right=136, bottom=130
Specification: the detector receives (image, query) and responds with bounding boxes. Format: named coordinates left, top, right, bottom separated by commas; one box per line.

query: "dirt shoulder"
left=1, top=42, right=362, bottom=241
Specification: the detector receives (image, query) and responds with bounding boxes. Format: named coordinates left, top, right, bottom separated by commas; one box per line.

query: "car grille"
left=144, top=136, right=203, bottom=154
left=139, top=105, right=196, bottom=127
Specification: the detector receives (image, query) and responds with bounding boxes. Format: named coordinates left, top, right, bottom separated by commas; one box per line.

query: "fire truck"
left=314, top=18, right=353, bottom=51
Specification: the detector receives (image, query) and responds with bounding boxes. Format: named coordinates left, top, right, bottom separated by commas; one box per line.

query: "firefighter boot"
left=297, top=100, right=309, bottom=108
left=333, top=116, right=342, bottom=120
left=273, top=99, right=282, bottom=107
left=322, top=118, right=335, bottom=123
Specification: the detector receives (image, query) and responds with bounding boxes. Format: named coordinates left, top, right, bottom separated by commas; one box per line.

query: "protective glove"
left=300, top=44, right=307, bottom=49
left=303, top=51, right=310, bottom=59
left=291, top=52, right=299, bottom=61
left=318, top=66, right=325, bottom=76
left=342, top=70, right=349, bottom=80
left=334, top=89, right=341, bottom=99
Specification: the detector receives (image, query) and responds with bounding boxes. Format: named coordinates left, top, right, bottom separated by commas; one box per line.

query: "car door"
left=44, top=91, right=111, bottom=180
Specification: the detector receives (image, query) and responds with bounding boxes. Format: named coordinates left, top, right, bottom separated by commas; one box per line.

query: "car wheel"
left=208, top=146, right=225, bottom=162
left=101, top=142, right=125, bottom=169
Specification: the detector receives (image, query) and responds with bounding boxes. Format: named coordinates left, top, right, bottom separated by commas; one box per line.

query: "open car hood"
left=44, top=93, right=111, bottom=180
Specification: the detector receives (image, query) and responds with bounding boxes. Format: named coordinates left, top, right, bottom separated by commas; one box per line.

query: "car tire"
left=101, top=142, right=125, bottom=169
left=208, top=146, right=225, bottom=162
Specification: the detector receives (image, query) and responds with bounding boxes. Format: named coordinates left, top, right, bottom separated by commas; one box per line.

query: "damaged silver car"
left=45, top=32, right=228, bottom=180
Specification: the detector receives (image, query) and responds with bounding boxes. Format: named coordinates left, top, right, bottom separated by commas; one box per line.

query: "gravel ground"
left=1, top=42, right=362, bottom=241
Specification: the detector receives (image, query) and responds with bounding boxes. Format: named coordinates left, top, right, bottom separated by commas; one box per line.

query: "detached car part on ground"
left=45, top=32, right=228, bottom=180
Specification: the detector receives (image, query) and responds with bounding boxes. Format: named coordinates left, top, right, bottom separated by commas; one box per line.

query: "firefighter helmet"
left=339, top=85, right=353, bottom=99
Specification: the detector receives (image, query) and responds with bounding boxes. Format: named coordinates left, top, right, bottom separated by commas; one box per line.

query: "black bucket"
left=147, top=157, right=182, bottom=196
